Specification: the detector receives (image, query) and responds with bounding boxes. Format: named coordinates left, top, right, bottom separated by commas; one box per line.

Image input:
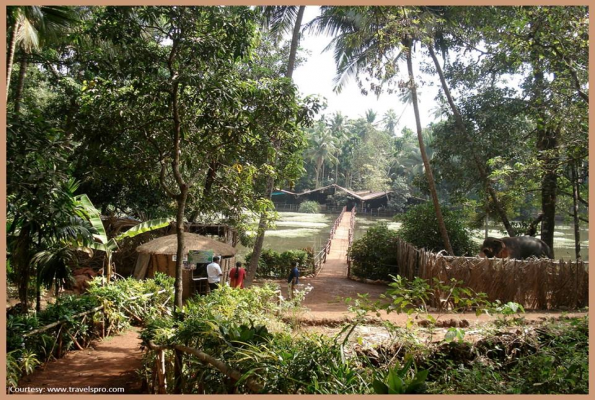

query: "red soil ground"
left=17, top=328, right=143, bottom=394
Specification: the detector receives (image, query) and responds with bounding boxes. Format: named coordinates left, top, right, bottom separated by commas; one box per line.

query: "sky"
left=292, top=6, right=439, bottom=134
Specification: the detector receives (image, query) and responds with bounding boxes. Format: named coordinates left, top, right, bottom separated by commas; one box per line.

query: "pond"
left=236, top=212, right=589, bottom=261
left=236, top=212, right=335, bottom=260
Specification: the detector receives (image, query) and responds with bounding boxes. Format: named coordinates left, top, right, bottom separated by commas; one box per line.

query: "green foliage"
left=141, top=284, right=375, bottom=394
left=245, top=248, right=313, bottom=278
left=397, top=202, right=477, bottom=256
left=489, top=300, right=526, bottom=327
left=426, top=316, right=588, bottom=394
left=348, top=223, right=399, bottom=281
left=5, top=349, right=40, bottom=389
left=346, top=275, right=490, bottom=332
left=372, top=357, right=428, bottom=394
left=298, top=200, right=321, bottom=213
left=6, top=274, right=173, bottom=386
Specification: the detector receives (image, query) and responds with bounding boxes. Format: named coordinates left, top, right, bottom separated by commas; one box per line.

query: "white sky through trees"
left=292, top=6, right=440, bottom=135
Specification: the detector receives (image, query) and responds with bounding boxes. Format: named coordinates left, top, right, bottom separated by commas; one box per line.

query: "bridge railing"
left=347, top=206, right=356, bottom=277
left=313, top=206, right=346, bottom=276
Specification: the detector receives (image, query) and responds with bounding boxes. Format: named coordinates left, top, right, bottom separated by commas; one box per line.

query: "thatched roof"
left=277, top=184, right=392, bottom=201
left=136, top=233, right=236, bottom=257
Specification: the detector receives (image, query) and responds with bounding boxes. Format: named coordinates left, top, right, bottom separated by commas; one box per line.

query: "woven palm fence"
left=391, top=239, right=588, bottom=310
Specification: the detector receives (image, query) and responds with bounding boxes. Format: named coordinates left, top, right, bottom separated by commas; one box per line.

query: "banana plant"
left=74, top=194, right=172, bottom=283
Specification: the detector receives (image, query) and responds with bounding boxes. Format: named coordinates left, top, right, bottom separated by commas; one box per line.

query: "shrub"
left=245, top=249, right=314, bottom=278
left=396, top=202, right=477, bottom=256
left=298, top=200, right=321, bottom=213
left=348, top=223, right=400, bottom=281
left=140, top=285, right=376, bottom=394
left=6, top=273, right=174, bottom=388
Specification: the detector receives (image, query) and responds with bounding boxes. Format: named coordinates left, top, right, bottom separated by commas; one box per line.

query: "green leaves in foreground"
left=372, top=357, right=428, bottom=394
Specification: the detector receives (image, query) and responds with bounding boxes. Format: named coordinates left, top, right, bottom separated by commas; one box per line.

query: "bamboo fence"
left=354, top=238, right=588, bottom=310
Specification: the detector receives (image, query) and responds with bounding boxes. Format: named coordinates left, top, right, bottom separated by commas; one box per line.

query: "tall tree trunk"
left=168, top=43, right=187, bottom=394
left=14, top=56, right=28, bottom=114
left=170, top=90, right=186, bottom=312
left=571, top=161, right=581, bottom=260
left=404, top=38, right=453, bottom=255
left=244, top=175, right=275, bottom=287
left=286, top=6, right=305, bottom=79
left=247, top=6, right=305, bottom=287
left=6, top=20, right=21, bottom=101
left=315, top=163, right=321, bottom=188
left=529, top=39, right=557, bottom=254
left=484, top=193, right=489, bottom=240
left=538, top=129, right=558, bottom=255
left=14, top=225, right=31, bottom=313
left=427, top=45, right=515, bottom=237
left=36, top=270, right=41, bottom=313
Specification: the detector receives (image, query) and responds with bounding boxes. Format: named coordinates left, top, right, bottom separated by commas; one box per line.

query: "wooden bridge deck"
left=316, top=211, right=351, bottom=278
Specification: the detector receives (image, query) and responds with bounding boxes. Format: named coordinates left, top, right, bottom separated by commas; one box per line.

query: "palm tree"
left=6, top=6, right=78, bottom=109
left=364, top=109, right=377, bottom=125
left=31, top=216, right=96, bottom=310
left=247, top=6, right=308, bottom=287
left=419, top=7, right=515, bottom=236
left=327, top=111, right=348, bottom=184
left=258, top=6, right=306, bottom=79
left=306, top=125, right=340, bottom=187
left=381, top=109, right=399, bottom=135
left=311, top=6, right=454, bottom=255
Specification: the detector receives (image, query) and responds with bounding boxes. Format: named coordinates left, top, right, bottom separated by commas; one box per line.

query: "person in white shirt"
left=206, top=255, right=223, bottom=292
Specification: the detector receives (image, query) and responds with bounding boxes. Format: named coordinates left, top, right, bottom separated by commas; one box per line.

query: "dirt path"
left=296, top=210, right=389, bottom=315
left=18, top=327, right=144, bottom=394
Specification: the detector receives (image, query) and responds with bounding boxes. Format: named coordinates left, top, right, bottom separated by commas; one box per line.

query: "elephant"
left=479, top=236, right=553, bottom=260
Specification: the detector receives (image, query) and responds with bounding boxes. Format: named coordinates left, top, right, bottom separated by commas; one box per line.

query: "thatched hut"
left=133, top=233, right=237, bottom=300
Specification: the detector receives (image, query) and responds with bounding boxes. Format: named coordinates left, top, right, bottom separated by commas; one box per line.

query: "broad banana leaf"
left=89, top=218, right=173, bottom=252
left=74, top=194, right=108, bottom=244
left=114, top=218, right=172, bottom=242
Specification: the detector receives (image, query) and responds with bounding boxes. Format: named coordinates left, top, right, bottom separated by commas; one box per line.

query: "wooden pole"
left=146, top=341, right=264, bottom=393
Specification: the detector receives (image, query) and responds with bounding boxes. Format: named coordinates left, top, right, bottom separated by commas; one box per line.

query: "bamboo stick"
left=146, top=341, right=264, bottom=393
left=23, top=306, right=105, bottom=338
left=66, top=330, right=85, bottom=351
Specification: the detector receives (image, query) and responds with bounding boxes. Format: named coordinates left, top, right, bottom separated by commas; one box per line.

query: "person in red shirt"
left=229, top=261, right=246, bottom=289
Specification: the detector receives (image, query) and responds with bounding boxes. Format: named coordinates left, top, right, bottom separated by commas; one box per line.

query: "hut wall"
left=146, top=254, right=194, bottom=300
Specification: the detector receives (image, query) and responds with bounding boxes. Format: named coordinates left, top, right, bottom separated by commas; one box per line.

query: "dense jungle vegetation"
left=6, top=5, right=588, bottom=394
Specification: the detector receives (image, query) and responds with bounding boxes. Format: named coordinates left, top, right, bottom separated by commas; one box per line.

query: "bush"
left=140, top=285, right=376, bottom=394
left=348, top=223, right=400, bottom=281
left=6, top=273, right=174, bottom=388
left=245, top=249, right=313, bottom=278
left=298, top=200, right=321, bottom=213
left=396, top=202, right=477, bottom=256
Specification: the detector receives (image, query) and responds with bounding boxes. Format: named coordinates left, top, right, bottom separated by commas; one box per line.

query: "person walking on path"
left=287, top=262, right=299, bottom=300
left=206, top=255, right=223, bottom=292
left=229, top=261, right=246, bottom=289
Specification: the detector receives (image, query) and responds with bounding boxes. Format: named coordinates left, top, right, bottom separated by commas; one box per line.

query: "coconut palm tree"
left=306, top=125, right=340, bottom=187
left=327, top=111, right=349, bottom=184
left=258, top=6, right=306, bottom=79
left=6, top=6, right=78, bottom=109
left=310, top=6, right=454, bottom=255
left=381, top=109, right=399, bottom=136
left=247, top=6, right=308, bottom=287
